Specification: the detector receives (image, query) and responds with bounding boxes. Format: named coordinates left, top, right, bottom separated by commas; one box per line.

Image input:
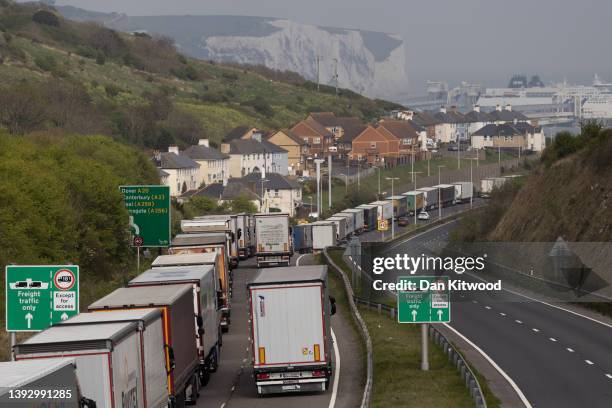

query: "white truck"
left=152, top=252, right=231, bottom=332
left=254, top=213, right=292, bottom=267
left=370, top=200, right=394, bottom=221
left=181, top=218, right=239, bottom=268
left=247, top=266, right=335, bottom=395
left=15, top=321, right=147, bottom=408
left=310, top=221, right=337, bottom=251
left=341, top=208, right=365, bottom=233
left=480, top=177, right=507, bottom=198
left=332, top=212, right=355, bottom=236
left=129, top=265, right=222, bottom=385
left=0, top=358, right=97, bottom=407
left=325, top=216, right=348, bottom=242
left=451, top=182, right=474, bottom=203
left=57, top=309, right=168, bottom=408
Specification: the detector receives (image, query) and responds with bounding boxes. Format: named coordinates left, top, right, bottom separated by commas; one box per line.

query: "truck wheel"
left=218, top=329, right=223, bottom=347
left=199, top=367, right=210, bottom=386
left=209, top=345, right=220, bottom=373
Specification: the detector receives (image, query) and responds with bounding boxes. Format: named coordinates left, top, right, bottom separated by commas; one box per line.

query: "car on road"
left=417, top=211, right=430, bottom=220
left=397, top=217, right=410, bottom=226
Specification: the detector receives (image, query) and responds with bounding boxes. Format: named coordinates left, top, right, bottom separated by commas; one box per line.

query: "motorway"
left=196, top=254, right=362, bottom=408
left=384, top=219, right=612, bottom=407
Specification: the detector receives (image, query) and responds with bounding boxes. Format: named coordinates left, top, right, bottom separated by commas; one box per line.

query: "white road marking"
left=550, top=338, right=557, bottom=342
left=485, top=306, right=492, bottom=310
left=585, top=360, right=594, bottom=365
left=220, top=403, right=226, bottom=408
left=606, top=374, right=612, bottom=379
left=515, top=320, right=523, bottom=324
left=566, top=348, right=574, bottom=353
left=386, top=219, right=458, bottom=251
left=328, top=328, right=340, bottom=408
left=532, top=328, right=539, bottom=333
left=472, top=300, right=478, bottom=304
left=500, top=312, right=507, bottom=316
left=296, top=254, right=307, bottom=266
left=443, top=323, right=532, bottom=408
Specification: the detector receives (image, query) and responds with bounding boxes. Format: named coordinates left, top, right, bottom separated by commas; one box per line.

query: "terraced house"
left=155, top=146, right=200, bottom=196
left=183, top=139, right=229, bottom=186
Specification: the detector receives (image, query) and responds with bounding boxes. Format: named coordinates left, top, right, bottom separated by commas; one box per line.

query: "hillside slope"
left=0, top=1, right=400, bottom=147
left=489, top=129, right=612, bottom=242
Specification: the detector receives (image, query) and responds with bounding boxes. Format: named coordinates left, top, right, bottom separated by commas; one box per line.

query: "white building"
left=157, top=146, right=200, bottom=197
left=221, top=135, right=289, bottom=178
left=183, top=139, right=229, bottom=186
left=242, top=173, right=301, bottom=216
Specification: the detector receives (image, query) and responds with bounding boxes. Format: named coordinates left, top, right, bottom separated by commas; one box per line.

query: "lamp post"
left=260, top=178, right=270, bottom=213
left=376, top=166, right=381, bottom=198
left=466, top=158, right=478, bottom=210
left=457, top=137, right=461, bottom=169
left=386, top=177, right=399, bottom=239
left=314, top=159, right=325, bottom=217
left=437, top=165, right=445, bottom=220
left=411, top=171, right=423, bottom=225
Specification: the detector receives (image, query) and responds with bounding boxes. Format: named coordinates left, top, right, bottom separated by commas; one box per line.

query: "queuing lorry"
left=326, top=216, right=348, bottom=242
left=356, top=204, right=378, bottom=231
left=418, top=187, right=439, bottom=210
left=480, top=177, right=506, bottom=197
left=292, top=224, right=313, bottom=253
left=370, top=200, right=394, bottom=221
left=254, top=213, right=292, bottom=267
left=235, top=213, right=252, bottom=259
left=152, top=252, right=231, bottom=331
left=451, top=182, right=474, bottom=203
left=402, top=191, right=425, bottom=215
left=386, top=196, right=408, bottom=219
left=89, top=284, right=199, bottom=406
left=195, top=215, right=245, bottom=261
left=341, top=208, right=365, bottom=233
left=0, top=358, right=96, bottom=407
left=182, top=218, right=239, bottom=268
left=247, top=266, right=335, bottom=395
left=311, top=221, right=337, bottom=250
left=15, top=321, right=147, bottom=408
left=433, top=184, right=456, bottom=207
left=129, top=265, right=222, bottom=383
left=332, top=212, right=355, bottom=236
left=57, top=309, right=168, bottom=408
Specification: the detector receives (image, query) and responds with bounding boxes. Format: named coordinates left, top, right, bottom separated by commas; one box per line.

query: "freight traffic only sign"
left=5, top=266, right=79, bottom=332
left=397, top=276, right=451, bottom=323
left=120, top=185, right=171, bottom=247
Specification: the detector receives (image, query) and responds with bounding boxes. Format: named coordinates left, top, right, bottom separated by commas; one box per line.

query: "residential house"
left=267, top=129, right=308, bottom=174
left=221, top=136, right=289, bottom=178
left=291, top=118, right=334, bottom=159
left=412, top=111, right=439, bottom=142
left=222, top=126, right=262, bottom=142
left=306, top=112, right=366, bottom=158
left=471, top=123, right=545, bottom=151
left=183, top=139, right=229, bottom=186
left=348, top=125, right=400, bottom=166
left=464, top=105, right=494, bottom=136
left=488, top=104, right=529, bottom=125
left=242, top=172, right=302, bottom=216
left=156, top=146, right=200, bottom=197
left=376, top=120, right=422, bottom=163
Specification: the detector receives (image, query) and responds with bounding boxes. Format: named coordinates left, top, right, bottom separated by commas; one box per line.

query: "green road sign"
left=397, top=276, right=451, bottom=323
left=120, top=185, right=171, bottom=247
left=5, top=265, right=79, bottom=332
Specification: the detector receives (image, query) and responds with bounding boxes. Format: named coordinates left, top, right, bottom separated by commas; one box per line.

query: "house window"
left=370, top=142, right=377, bottom=149
left=314, top=137, right=321, bottom=145
left=402, top=138, right=410, bottom=145
left=274, top=189, right=279, bottom=197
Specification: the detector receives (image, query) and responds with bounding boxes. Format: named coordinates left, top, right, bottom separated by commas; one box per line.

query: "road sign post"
left=5, top=265, right=80, bottom=333
left=397, top=276, right=451, bottom=371
left=119, top=185, right=171, bottom=247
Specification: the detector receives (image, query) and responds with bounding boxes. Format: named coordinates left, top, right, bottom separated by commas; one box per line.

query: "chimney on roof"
left=168, top=145, right=179, bottom=154
left=505, top=104, right=512, bottom=111
left=252, top=132, right=262, bottom=142
left=198, top=139, right=210, bottom=147
left=440, top=106, right=447, bottom=114
left=220, top=143, right=230, bottom=154
left=495, top=104, right=502, bottom=111
left=450, top=105, right=457, bottom=113
left=473, top=105, right=480, bottom=113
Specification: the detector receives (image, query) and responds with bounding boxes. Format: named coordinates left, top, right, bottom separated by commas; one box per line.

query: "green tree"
left=230, top=195, right=258, bottom=213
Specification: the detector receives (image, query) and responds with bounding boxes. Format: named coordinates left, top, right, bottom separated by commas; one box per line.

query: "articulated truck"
left=254, top=213, right=292, bottom=267
left=248, top=266, right=335, bottom=395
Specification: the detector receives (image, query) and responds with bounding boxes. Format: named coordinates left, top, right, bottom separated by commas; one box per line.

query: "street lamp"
left=386, top=177, right=399, bottom=240
left=437, top=165, right=445, bottom=220
left=411, top=171, right=423, bottom=225
left=260, top=178, right=270, bottom=212
left=314, top=159, right=325, bottom=217
left=375, top=166, right=381, bottom=197
left=466, top=158, right=478, bottom=209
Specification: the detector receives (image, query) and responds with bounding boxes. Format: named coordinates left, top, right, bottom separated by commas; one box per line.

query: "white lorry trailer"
left=129, top=264, right=222, bottom=385
left=88, top=284, right=199, bottom=407
left=0, top=358, right=97, bottom=407
left=341, top=208, right=365, bottom=233
left=254, top=213, right=292, bottom=267
left=152, top=252, right=231, bottom=332
left=57, top=309, right=168, bottom=408
left=247, top=266, right=335, bottom=395
left=370, top=200, right=394, bottom=221
left=310, top=221, right=337, bottom=250
left=15, top=322, right=146, bottom=408
left=181, top=219, right=239, bottom=268
left=451, top=182, right=474, bottom=203
left=325, top=216, right=348, bottom=242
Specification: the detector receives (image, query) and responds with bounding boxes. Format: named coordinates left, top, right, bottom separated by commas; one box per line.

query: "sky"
left=52, top=0, right=612, bottom=93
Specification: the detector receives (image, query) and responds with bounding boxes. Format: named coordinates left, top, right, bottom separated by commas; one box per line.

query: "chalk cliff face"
left=58, top=8, right=409, bottom=99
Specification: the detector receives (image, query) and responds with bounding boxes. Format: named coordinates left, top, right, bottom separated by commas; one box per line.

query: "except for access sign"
left=120, top=185, right=171, bottom=247
left=5, top=265, right=79, bottom=332
left=397, top=276, right=451, bottom=323
left=377, top=219, right=389, bottom=231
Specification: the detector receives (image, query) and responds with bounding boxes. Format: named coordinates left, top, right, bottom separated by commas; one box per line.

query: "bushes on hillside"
left=541, top=122, right=612, bottom=167
left=32, top=10, right=59, bottom=27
